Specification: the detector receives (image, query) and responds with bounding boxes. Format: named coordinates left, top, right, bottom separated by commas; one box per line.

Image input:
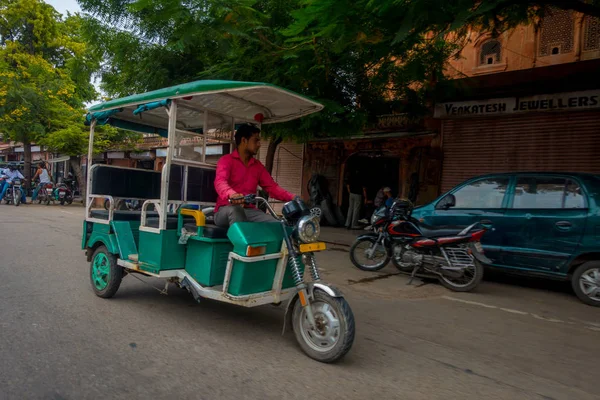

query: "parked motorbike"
left=36, top=182, right=55, bottom=205
left=3, top=179, right=24, bottom=206
left=53, top=183, right=73, bottom=206
left=349, top=199, right=490, bottom=292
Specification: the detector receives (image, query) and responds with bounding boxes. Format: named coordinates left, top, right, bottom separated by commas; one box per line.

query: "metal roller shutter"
left=259, top=140, right=304, bottom=208
left=441, top=111, right=600, bottom=192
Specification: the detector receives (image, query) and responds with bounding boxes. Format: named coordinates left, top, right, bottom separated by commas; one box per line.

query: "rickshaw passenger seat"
left=146, top=217, right=195, bottom=230
left=184, top=223, right=228, bottom=239
left=90, top=210, right=149, bottom=221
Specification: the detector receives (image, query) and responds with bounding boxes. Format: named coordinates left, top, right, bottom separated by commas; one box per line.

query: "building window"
left=539, top=8, right=574, bottom=56
left=479, top=40, right=502, bottom=65
left=583, top=16, right=600, bottom=51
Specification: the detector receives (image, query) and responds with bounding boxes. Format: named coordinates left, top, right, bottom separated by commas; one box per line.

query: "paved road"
left=1, top=205, right=599, bottom=400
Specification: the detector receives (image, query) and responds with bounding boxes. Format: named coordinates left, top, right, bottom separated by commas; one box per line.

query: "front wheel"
left=14, top=189, right=21, bottom=206
left=292, top=290, right=355, bottom=363
left=349, top=236, right=390, bottom=271
left=90, top=246, right=123, bottom=298
left=439, top=259, right=484, bottom=292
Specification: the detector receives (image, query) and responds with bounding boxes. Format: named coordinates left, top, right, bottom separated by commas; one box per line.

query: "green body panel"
left=86, top=223, right=119, bottom=255
left=226, top=222, right=299, bottom=296
left=82, top=221, right=89, bottom=250
left=185, top=236, right=233, bottom=287
left=111, top=221, right=138, bottom=260
left=139, top=230, right=186, bottom=274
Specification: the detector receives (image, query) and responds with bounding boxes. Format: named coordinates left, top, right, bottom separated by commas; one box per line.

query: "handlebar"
left=229, top=194, right=280, bottom=219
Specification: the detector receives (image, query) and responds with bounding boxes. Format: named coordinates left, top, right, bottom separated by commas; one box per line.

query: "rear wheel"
left=60, top=198, right=65, bottom=206
left=439, top=259, right=484, bottom=292
left=292, top=290, right=355, bottom=363
left=90, top=246, right=123, bottom=298
left=572, top=261, right=600, bottom=306
left=349, top=236, right=389, bottom=271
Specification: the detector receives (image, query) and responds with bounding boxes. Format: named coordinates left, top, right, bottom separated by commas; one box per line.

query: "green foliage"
left=77, top=0, right=600, bottom=143
left=0, top=0, right=99, bottom=148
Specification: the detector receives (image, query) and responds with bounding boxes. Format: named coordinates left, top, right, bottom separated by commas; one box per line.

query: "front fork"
left=280, top=220, right=318, bottom=329
left=288, top=253, right=320, bottom=329
left=366, top=232, right=385, bottom=259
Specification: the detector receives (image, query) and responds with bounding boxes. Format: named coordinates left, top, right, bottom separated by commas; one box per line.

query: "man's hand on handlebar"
left=229, top=193, right=246, bottom=205
left=229, top=193, right=257, bottom=205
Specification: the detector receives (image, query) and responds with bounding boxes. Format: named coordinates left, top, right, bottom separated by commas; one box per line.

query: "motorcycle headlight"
left=297, top=215, right=320, bottom=243
left=370, top=212, right=381, bottom=225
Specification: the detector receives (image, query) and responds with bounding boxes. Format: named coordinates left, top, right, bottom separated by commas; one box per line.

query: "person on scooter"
left=0, top=167, right=9, bottom=194
left=31, top=161, right=52, bottom=201
left=0, top=164, right=27, bottom=204
left=214, top=123, right=298, bottom=228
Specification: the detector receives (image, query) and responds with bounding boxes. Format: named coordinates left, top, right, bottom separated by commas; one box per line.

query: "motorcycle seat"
left=184, top=223, right=229, bottom=239
left=417, top=223, right=466, bottom=238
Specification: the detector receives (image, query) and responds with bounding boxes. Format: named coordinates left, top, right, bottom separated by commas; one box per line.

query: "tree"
left=75, top=0, right=391, bottom=161
left=366, top=0, right=600, bottom=47
left=0, top=0, right=97, bottom=182
left=42, top=121, right=140, bottom=198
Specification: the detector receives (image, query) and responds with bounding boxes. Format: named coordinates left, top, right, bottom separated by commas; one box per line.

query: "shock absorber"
left=303, top=254, right=321, bottom=282
left=288, top=256, right=304, bottom=286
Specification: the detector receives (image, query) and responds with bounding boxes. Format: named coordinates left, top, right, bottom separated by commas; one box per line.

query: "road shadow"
left=483, top=268, right=572, bottom=295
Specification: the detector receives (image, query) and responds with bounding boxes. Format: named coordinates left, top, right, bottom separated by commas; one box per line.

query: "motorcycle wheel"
left=292, top=289, right=355, bottom=363
left=14, top=190, right=21, bottom=206
left=66, top=197, right=73, bottom=205
left=60, top=198, right=65, bottom=206
left=391, top=245, right=416, bottom=273
left=439, top=259, right=484, bottom=292
left=349, top=236, right=390, bottom=271
left=104, top=199, right=110, bottom=210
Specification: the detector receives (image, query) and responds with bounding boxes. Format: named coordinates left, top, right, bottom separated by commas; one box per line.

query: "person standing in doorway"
left=345, top=171, right=365, bottom=230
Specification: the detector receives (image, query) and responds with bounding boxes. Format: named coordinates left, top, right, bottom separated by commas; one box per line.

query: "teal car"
left=411, top=172, right=600, bottom=306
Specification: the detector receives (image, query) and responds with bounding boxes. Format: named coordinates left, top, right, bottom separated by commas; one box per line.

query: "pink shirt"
left=214, top=150, right=295, bottom=212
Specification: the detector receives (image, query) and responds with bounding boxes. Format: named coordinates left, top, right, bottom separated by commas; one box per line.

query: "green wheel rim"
left=92, top=253, right=110, bottom=290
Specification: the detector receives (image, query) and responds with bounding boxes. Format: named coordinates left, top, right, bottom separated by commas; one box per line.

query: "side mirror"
left=437, top=194, right=456, bottom=210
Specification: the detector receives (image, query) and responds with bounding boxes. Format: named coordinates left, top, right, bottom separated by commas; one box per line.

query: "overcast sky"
left=45, top=0, right=82, bottom=16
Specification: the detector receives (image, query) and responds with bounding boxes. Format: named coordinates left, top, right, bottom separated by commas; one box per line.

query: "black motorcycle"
left=3, top=179, right=24, bottom=206
left=349, top=200, right=491, bottom=292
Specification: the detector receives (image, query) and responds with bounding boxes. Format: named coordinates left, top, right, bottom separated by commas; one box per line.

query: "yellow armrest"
left=180, top=209, right=206, bottom=227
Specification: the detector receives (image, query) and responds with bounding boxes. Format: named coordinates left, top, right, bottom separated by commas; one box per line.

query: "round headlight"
left=297, top=215, right=320, bottom=243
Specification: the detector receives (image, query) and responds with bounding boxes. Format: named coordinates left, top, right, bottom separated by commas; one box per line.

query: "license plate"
left=474, top=242, right=483, bottom=252
left=59, top=192, right=65, bottom=197
left=299, top=242, right=327, bottom=253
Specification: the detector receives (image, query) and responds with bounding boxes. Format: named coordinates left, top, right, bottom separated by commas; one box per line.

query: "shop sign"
left=435, top=90, right=600, bottom=118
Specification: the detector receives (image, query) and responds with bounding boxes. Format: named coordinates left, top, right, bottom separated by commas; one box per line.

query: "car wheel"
left=572, top=261, right=600, bottom=306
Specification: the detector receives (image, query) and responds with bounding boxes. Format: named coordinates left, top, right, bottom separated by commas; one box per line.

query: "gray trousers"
left=345, top=193, right=362, bottom=228
left=214, top=205, right=277, bottom=228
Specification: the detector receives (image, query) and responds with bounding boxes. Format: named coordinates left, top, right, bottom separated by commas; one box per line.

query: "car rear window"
left=513, top=177, right=585, bottom=209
